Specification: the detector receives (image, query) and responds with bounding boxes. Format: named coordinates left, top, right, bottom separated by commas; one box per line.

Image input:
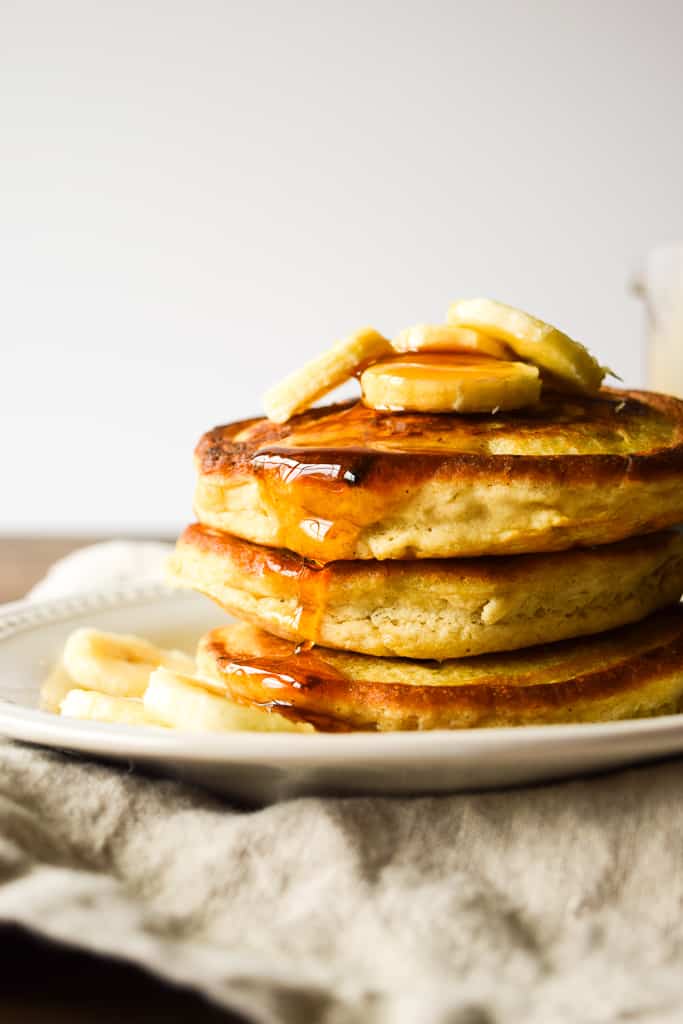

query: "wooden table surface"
left=0, top=537, right=244, bottom=1024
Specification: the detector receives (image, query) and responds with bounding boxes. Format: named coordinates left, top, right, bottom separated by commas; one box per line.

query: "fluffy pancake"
left=196, top=607, right=683, bottom=731
left=194, top=390, right=683, bottom=561
left=171, top=525, right=683, bottom=659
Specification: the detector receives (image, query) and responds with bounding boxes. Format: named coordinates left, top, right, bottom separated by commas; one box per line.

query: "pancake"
left=193, top=390, right=683, bottom=561
left=196, top=607, right=683, bottom=731
left=171, top=524, right=683, bottom=660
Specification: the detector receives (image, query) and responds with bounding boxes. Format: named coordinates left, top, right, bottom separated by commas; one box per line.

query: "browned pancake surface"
left=197, top=608, right=683, bottom=731
left=172, top=524, right=683, bottom=659
left=193, top=391, right=683, bottom=560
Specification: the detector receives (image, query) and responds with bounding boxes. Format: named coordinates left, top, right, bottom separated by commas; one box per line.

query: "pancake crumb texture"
left=197, top=610, right=683, bottom=730
left=170, top=526, right=683, bottom=659
left=194, top=392, right=683, bottom=560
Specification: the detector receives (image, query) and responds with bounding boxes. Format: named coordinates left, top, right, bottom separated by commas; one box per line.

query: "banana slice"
left=41, top=661, right=76, bottom=713
left=393, top=323, right=512, bottom=360
left=60, top=689, right=166, bottom=728
left=263, top=327, right=392, bottom=423
left=360, top=353, right=541, bottom=413
left=447, top=298, right=606, bottom=395
left=144, top=667, right=314, bottom=732
left=62, top=628, right=195, bottom=698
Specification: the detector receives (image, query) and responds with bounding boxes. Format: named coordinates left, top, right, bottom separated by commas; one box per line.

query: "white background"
left=2, top=0, right=683, bottom=535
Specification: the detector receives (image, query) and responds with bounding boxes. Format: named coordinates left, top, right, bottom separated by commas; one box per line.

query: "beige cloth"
left=1, top=545, right=683, bottom=1023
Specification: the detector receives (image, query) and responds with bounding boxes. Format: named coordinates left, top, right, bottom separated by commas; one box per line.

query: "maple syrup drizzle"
left=234, top=394, right=645, bottom=563
left=251, top=405, right=419, bottom=561
left=217, top=645, right=354, bottom=732
left=291, top=559, right=330, bottom=644
left=359, top=351, right=524, bottom=381
left=261, top=540, right=332, bottom=644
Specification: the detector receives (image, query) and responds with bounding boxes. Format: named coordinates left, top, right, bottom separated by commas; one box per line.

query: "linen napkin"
left=1, top=544, right=683, bottom=1024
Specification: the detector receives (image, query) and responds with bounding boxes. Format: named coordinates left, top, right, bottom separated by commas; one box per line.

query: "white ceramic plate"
left=1, top=584, right=683, bottom=803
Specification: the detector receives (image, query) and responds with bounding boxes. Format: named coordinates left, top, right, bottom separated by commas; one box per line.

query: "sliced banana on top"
left=62, top=628, right=195, bottom=698
left=393, top=323, right=512, bottom=360
left=263, top=327, right=392, bottom=424
left=447, top=298, right=606, bottom=395
left=360, top=353, right=541, bottom=414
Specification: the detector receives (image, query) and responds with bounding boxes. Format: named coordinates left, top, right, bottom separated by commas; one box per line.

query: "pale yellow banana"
left=447, top=298, right=606, bottom=395
left=144, top=667, right=314, bottom=732
left=393, top=323, right=511, bottom=360
left=41, top=661, right=76, bottom=713
left=60, top=689, right=166, bottom=728
left=263, top=327, right=392, bottom=423
left=360, top=353, right=541, bottom=413
left=62, top=628, right=195, bottom=698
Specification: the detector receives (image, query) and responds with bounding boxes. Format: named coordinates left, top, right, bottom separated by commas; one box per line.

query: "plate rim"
left=2, top=583, right=683, bottom=766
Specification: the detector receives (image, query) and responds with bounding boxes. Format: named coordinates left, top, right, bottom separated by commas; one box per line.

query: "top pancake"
left=194, top=389, right=683, bottom=561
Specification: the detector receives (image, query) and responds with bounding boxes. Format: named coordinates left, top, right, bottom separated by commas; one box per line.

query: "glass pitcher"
left=634, top=243, right=683, bottom=396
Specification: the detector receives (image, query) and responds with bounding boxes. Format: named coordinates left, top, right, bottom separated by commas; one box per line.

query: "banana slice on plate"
left=41, top=661, right=77, bottom=713
left=264, top=327, right=392, bottom=423
left=360, top=353, right=541, bottom=413
left=62, top=628, right=195, bottom=698
left=393, top=323, right=512, bottom=360
left=447, top=298, right=606, bottom=395
left=60, top=689, right=166, bottom=728
left=144, top=667, right=313, bottom=732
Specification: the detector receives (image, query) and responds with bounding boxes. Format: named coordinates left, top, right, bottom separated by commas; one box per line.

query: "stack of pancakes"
left=170, top=390, right=683, bottom=731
